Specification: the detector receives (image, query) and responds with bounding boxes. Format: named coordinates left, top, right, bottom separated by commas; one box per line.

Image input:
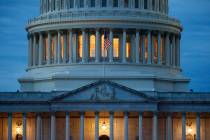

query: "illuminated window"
left=126, top=40, right=131, bottom=59
left=113, top=37, right=119, bottom=58
left=51, top=36, right=55, bottom=60
left=154, top=36, right=158, bottom=64
left=60, top=35, right=64, bottom=60
left=145, top=36, right=148, bottom=62
left=44, top=37, right=48, bottom=61
left=89, top=34, right=96, bottom=58
left=78, top=34, right=83, bottom=59
left=101, top=34, right=107, bottom=58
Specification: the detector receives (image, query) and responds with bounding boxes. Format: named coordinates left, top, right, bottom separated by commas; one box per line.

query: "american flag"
left=104, top=31, right=112, bottom=50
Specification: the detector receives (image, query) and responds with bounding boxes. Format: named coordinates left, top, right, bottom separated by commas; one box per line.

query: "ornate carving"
left=90, top=84, right=116, bottom=101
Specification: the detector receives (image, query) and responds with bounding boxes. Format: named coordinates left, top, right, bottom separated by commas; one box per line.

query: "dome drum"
left=19, top=0, right=190, bottom=92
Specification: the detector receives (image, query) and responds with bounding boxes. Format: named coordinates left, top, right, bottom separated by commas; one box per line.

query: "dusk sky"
left=0, top=0, right=209, bottom=92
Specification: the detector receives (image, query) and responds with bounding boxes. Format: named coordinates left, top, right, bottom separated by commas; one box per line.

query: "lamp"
left=102, top=121, right=107, bottom=131
left=186, top=121, right=193, bottom=135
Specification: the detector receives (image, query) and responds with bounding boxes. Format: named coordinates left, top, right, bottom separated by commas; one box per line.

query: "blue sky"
left=0, top=0, right=209, bottom=92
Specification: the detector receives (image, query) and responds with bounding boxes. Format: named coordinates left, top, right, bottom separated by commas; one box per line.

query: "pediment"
left=51, top=81, right=155, bottom=102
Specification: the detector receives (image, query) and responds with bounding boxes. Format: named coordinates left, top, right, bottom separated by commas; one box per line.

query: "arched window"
left=102, top=0, right=107, bottom=7
left=113, top=0, right=118, bottom=7
left=135, top=0, right=139, bottom=8
left=89, top=34, right=96, bottom=58
left=124, top=0, right=129, bottom=8
left=144, top=0, right=148, bottom=9
left=90, top=0, right=95, bottom=7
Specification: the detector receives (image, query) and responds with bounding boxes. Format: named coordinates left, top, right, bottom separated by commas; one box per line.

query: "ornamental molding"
left=27, top=10, right=181, bottom=29
left=90, top=84, right=116, bottom=101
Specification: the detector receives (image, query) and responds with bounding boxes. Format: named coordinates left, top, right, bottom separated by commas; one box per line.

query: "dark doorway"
left=99, top=135, right=110, bottom=140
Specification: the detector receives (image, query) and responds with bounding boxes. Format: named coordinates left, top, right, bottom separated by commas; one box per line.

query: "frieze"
left=90, top=84, right=116, bottom=101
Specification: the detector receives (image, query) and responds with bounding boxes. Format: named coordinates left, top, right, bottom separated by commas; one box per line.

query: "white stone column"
left=172, top=34, right=176, bottom=67
left=147, top=31, right=152, bottom=64
left=182, top=113, right=186, bottom=140
left=47, top=32, right=51, bottom=65
left=8, top=113, right=12, bottom=140
left=23, top=113, right=27, bottom=140
left=152, top=112, right=158, bottom=140
left=95, top=112, right=99, bottom=140
left=57, top=31, right=61, bottom=64
left=157, top=32, right=161, bottom=64
left=51, top=113, right=56, bottom=140
left=65, top=112, right=70, bottom=140
left=33, top=35, right=36, bottom=66
left=28, top=34, right=33, bottom=67
left=136, top=30, right=140, bottom=64
left=148, top=0, right=152, bottom=10
left=139, top=0, right=143, bottom=9
left=110, top=112, right=114, bottom=140
left=196, top=113, right=200, bottom=140
left=142, top=34, right=146, bottom=64
left=165, top=33, right=170, bottom=66
left=80, top=112, right=85, bottom=140
left=122, top=29, right=127, bottom=63
left=63, top=32, right=67, bottom=63
left=138, top=112, right=143, bottom=140
left=69, top=30, right=73, bottom=63
left=39, top=33, right=43, bottom=65
left=167, top=113, right=172, bottom=140
left=109, top=29, right=113, bottom=63
left=82, top=29, right=86, bottom=63
left=124, top=112, right=128, bottom=140
left=95, top=29, right=100, bottom=63
left=36, top=113, right=41, bottom=140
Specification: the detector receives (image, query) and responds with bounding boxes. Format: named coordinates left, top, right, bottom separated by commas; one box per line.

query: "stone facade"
left=1, top=0, right=208, bottom=140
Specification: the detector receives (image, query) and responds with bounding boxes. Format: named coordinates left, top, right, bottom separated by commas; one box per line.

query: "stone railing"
left=27, top=9, right=181, bottom=27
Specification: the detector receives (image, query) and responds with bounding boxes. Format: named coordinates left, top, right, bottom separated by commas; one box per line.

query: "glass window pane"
left=101, top=34, right=107, bottom=57
left=113, top=38, right=119, bottom=58
left=144, top=0, right=148, bottom=9
left=89, top=34, right=96, bottom=58
left=124, top=0, right=129, bottom=8
left=78, top=34, right=83, bottom=58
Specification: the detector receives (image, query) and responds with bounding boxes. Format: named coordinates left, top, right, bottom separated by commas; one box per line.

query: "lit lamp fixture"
left=16, top=120, right=23, bottom=140
left=186, top=122, right=193, bottom=135
left=16, top=120, right=23, bottom=134
left=101, top=121, right=107, bottom=131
